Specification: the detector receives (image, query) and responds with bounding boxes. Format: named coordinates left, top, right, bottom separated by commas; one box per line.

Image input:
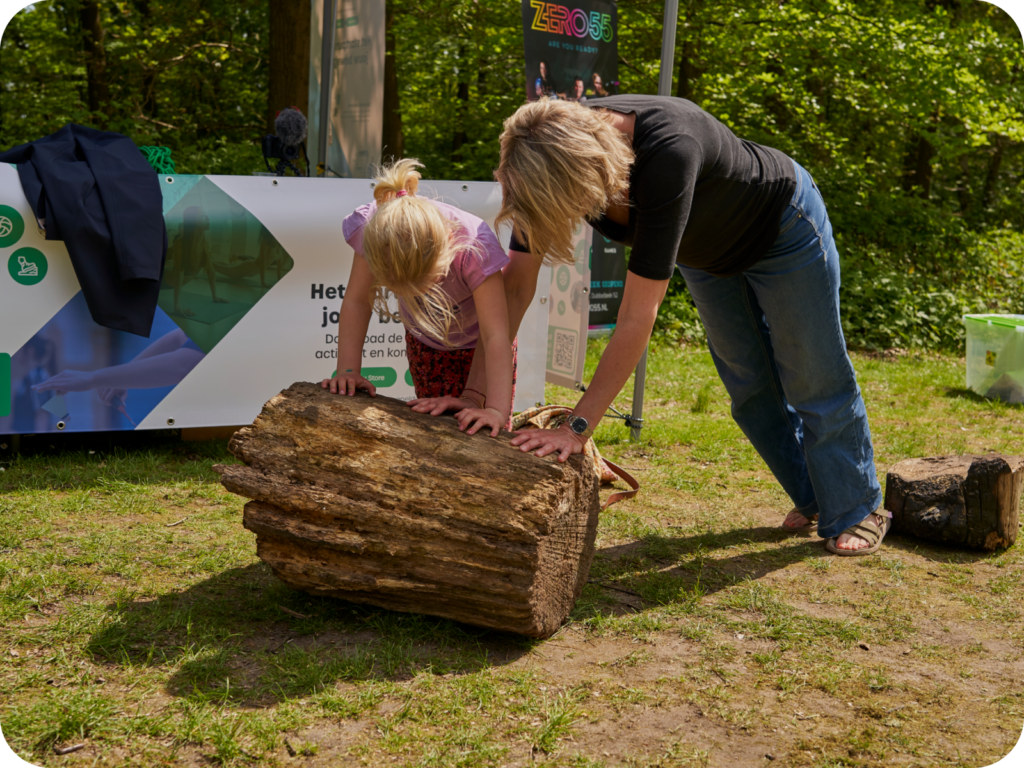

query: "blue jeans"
left=678, top=161, right=882, bottom=539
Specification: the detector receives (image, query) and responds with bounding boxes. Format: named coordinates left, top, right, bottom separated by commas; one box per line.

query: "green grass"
left=0, top=342, right=1022, bottom=766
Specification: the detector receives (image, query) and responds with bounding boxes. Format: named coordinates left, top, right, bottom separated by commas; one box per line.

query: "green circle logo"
left=574, top=239, right=588, bottom=274
left=557, top=300, right=566, bottom=316
left=0, top=205, right=25, bottom=248
left=8, top=247, right=48, bottom=286
left=556, top=266, right=571, bottom=292
left=405, top=369, right=413, bottom=386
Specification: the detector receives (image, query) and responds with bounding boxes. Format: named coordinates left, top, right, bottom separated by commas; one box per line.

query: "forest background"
left=1, top=0, right=1022, bottom=353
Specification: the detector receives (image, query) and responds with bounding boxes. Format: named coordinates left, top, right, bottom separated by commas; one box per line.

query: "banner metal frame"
left=317, top=0, right=337, bottom=175
left=629, top=0, right=678, bottom=441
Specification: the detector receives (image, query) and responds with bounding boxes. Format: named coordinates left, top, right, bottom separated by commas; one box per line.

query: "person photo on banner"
left=490, top=95, right=889, bottom=558
left=7, top=337, right=58, bottom=433
left=588, top=72, right=610, bottom=98
left=530, top=60, right=567, bottom=101
left=321, top=159, right=517, bottom=438
left=164, top=205, right=229, bottom=317
left=567, top=76, right=588, bottom=103
left=213, top=225, right=292, bottom=290
left=31, top=327, right=205, bottom=416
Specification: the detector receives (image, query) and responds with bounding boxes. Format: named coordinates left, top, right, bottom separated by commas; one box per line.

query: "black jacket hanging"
left=0, top=124, right=167, bottom=337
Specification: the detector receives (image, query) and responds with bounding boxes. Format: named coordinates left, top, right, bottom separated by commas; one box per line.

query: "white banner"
left=545, top=224, right=591, bottom=390
left=0, top=167, right=547, bottom=433
left=307, top=0, right=385, bottom=178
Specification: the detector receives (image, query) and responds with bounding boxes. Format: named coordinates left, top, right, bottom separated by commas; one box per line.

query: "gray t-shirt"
left=511, top=95, right=797, bottom=279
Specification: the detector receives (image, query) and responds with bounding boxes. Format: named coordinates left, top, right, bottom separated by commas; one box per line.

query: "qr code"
left=552, top=329, right=577, bottom=373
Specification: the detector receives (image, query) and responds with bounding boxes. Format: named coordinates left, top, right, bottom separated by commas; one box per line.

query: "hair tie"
left=396, top=190, right=408, bottom=197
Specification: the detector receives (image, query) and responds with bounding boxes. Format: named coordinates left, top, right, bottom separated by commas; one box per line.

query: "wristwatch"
left=566, top=414, right=593, bottom=440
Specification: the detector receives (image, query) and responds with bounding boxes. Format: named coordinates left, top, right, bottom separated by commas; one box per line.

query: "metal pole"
left=657, top=0, right=679, bottom=97
left=629, top=348, right=649, bottom=441
left=629, top=0, right=678, bottom=442
left=317, top=0, right=337, bottom=176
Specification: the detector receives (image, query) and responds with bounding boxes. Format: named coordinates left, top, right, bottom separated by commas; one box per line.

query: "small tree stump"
left=215, top=382, right=600, bottom=637
left=884, top=454, right=1023, bottom=550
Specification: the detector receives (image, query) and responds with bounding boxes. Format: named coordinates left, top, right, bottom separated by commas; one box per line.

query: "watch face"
left=569, top=416, right=589, bottom=434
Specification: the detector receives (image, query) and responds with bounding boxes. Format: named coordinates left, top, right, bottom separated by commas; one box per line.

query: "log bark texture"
left=884, top=454, right=1022, bottom=550
left=216, top=382, right=601, bottom=637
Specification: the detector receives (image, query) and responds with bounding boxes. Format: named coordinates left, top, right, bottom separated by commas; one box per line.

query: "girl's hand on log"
left=510, top=423, right=586, bottom=462
left=320, top=371, right=376, bottom=397
left=456, top=406, right=506, bottom=437
left=408, top=396, right=475, bottom=416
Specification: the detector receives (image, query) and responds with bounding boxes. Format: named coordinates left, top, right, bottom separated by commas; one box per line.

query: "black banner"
left=588, top=235, right=626, bottom=329
left=522, top=0, right=618, bottom=103
left=522, top=0, right=622, bottom=329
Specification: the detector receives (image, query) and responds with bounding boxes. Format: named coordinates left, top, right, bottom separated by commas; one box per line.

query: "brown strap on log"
left=599, top=458, right=640, bottom=509
left=509, top=404, right=640, bottom=510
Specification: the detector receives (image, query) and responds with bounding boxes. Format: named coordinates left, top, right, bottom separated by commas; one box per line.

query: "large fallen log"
left=215, top=382, right=601, bottom=637
left=884, top=454, right=1022, bottom=550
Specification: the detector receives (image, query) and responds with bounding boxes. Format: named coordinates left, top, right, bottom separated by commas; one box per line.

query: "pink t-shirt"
left=342, top=199, right=509, bottom=350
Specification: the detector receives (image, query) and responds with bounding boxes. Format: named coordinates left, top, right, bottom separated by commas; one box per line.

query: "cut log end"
left=885, top=453, right=1022, bottom=551
left=220, top=382, right=601, bottom=637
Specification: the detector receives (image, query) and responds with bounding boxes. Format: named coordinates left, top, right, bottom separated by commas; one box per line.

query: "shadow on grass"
left=584, top=525, right=830, bottom=612
left=942, top=387, right=1024, bottom=409
left=587, top=523, right=1012, bottom=609
left=882, top=531, right=1016, bottom=564
left=85, top=562, right=535, bottom=707
left=0, top=429, right=238, bottom=491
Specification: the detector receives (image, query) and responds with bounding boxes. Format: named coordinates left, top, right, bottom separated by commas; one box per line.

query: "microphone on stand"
left=262, top=107, right=310, bottom=177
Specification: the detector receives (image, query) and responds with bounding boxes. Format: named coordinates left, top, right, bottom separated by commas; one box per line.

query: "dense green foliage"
left=639, top=0, right=1024, bottom=350
left=1, top=0, right=1022, bottom=350
left=0, top=0, right=267, bottom=173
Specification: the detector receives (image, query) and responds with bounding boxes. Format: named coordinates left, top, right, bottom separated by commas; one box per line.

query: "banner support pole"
left=657, top=0, right=680, bottom=98
left=317, top=0, right=337, bottom=176
left=629, top=0, right=678, bottom=442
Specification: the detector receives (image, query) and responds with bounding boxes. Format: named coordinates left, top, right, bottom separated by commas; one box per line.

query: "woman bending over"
left=492, top=96, right=888, bottom=557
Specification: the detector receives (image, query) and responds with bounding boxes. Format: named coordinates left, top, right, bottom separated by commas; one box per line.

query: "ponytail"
left=372, top=158, right=421, bottom=204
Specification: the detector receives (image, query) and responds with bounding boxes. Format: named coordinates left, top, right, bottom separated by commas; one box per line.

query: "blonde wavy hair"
left=495, top=99, right=633, bottom=265
left=362, top=159, right=468, bottom=347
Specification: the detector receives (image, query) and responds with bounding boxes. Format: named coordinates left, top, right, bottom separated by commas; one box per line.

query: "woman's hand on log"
left=455, top=406, right=507, bottom=437
left=407, top=396, right=475, bottom=416
left=510, top=423, right=586, bottom=462
left=321, top=371, right=376, bottom=397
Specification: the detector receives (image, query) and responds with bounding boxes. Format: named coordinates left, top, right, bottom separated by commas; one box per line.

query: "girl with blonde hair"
left=494, top=95, right=888, bottom=557
left=321, top=159, right=515, bottom=437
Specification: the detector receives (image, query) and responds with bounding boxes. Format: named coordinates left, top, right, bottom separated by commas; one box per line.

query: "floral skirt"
left=405, top=333, right=517, bottom=424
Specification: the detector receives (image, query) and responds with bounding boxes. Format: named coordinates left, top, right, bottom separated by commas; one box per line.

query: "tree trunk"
left=675, top=40, right=700, bottom=101
left=451, top=46, right=469, bottom=165
left=981, top=135, right=1007, bottom=210
left=884, top=454, right=1022, bottom=551
left=216, top=383, right=601, bottom=638
left=268, top=0, right=311, bottom=134
left=957, top=154, right=971, bottom=215
left=902, top=133, right=935, bottom=199
left=79, top=1, right=110, bottom=120
left=381, top=0, right=404, bottom=162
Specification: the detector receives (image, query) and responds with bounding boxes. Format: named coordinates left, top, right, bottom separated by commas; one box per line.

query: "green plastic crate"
left=963, top=314, right=1024, bottom=404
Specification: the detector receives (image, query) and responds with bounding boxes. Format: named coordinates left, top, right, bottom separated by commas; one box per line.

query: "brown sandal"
left=782, top=507, right=817, bottom=534
left=825, top=510, right=892, bottom=556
